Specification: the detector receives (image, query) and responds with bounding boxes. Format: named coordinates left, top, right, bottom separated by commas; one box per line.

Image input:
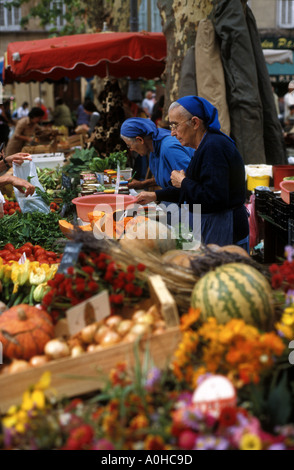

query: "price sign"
left=57, top=241, right=83, bottom=273
left=66, top=290, right=111, bottom=336
left=61, top=173, right=72, bottom=189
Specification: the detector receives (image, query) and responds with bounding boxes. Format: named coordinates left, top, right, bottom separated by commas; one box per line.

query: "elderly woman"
left=136, top=96, right=249, bottom=251
left=120, top=118, right=194, bottom=191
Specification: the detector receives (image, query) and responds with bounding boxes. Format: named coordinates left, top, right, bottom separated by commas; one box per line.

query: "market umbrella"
left=3, top=31, right=167, bottom=84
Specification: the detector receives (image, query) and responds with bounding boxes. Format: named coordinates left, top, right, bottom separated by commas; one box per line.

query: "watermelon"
left=191, top=263, right=274, bottom=330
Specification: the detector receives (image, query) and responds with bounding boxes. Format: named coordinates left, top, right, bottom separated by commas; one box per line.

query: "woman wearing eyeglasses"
left=120, top=117, right=194, bottom=192
left=136, top=96, right=249, bottom=252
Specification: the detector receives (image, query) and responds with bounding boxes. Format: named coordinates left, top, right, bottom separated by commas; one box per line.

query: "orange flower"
left=129, top=414, right=149, bottom=431
left=144, top=434, right=166, bottom=450
left=180, top=307, right=201, bottom=331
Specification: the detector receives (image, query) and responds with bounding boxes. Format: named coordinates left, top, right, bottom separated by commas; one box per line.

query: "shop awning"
left=3, top=31, right=167, bottom=84
left=263, top=49, right=294, bottom=81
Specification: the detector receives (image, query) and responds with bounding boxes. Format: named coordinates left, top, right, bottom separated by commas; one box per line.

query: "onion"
left=122, top=333, right=139, bottom=343
left=129, top=323, right=151, bottom=337
left=116, top=319, right=134, bottom=337
left=154, top=319, right=166, bottom=330
left=8, top=360, right=31, bottom=374
left=104, top=315, right=122, bottom=329
left=81, top=322, right=100, bottom=344
left=132, top=309, right=147, bottom=321
left=29, top=355, right=49, bottom=367
left=94, top=324, right=112, bottom=344
left=146, top=304, right=160, bottom=318
left=71, top=345, right=85, bottom=357
left=136, top=312, right=155, bottom=326
left=87, top=344, right=103, bottom=353
left=100, top=330, right=121, bottom=347
left=44, top=339, right=70, bottom=360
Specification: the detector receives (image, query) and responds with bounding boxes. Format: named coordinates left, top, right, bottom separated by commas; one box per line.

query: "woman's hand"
left=171, top=169, right=186, bottom=188
left=9, top=176, right=35, bottom=197
left=127, top=178, right=144, bottom=189
left=135, top=191, right=157, bottom=206
left=6, top=153, right=32, bottom=166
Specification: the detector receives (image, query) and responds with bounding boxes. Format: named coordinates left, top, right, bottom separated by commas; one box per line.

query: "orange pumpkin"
left=0, top=304, right=54, bottom=360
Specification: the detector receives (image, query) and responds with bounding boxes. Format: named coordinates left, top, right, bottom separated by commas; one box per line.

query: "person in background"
left=83, top=100, right=101, bottom=136
left=0, top=150, right=35, bottom=196
left=34, top=97, right=49, bottom=121
left=75, top=100, right=91, bottom=126
left=135, top=96, right=249, bottom=252
left=5, top=107, right=45, bottom=155
left=141, top=90, right=155, bottom=118
left=52, top=97, right=74, bottom=131
left=120, top=117, right=194, bottom=193
left=151, top=95, right=164, bottom=126
left=16, top=102, right=29, bottom=120
left=0, top=100, right=14, bottom=146
left=283, top=81, right=294, bottom=123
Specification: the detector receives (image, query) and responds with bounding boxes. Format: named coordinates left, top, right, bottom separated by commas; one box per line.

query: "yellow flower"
left=31, top=390, right=46, bottom=410
left=29, top=265, right=47, bottom=285
left=240, top=433, right=262, bottom=450
left=34, top=371, right=51, bottom=390
left=11, top=259, right=30, bottom=293
left=21, top=390, right=34, bottom=411
left=281, top=312, right=294, bottom=326
left=33, top=282, right=51, bottom=302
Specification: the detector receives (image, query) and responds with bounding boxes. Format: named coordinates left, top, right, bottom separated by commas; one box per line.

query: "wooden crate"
left=0, top=327, right=181, bottom=413
left=0, top=276, right=182, bottom=413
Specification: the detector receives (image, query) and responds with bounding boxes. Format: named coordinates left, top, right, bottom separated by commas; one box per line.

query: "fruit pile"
left=0, top=243, right=62, bottom=264
left=3, top=199, right=21, bottom=216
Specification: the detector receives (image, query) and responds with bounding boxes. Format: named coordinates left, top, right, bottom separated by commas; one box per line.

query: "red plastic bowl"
left=279, top=180, right=294, bottom=204
left=72, top=194, right=137, bottom=222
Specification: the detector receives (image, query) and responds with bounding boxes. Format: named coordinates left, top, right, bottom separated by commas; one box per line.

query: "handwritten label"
left=61, top=173, right=72, bottom=189
left=66, top=290, right=111, bottom=336
left=57, top=242, right=83, bottom=273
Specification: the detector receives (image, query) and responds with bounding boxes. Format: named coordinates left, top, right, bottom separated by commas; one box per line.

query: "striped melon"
left=191, top=263, right=274, bottom=330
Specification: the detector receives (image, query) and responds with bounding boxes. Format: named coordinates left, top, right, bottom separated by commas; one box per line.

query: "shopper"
left=5, top=107, right=45, bottom=155
left=0, top=150, right=35, bottom=196
left=52, top=97, right=74, bottom=131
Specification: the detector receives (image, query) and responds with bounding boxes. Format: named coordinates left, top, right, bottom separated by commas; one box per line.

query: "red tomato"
left=34, top=248, right=46, bottom=258
left=4, top=243, right=15, bottom=252
left=0, top=249, right=13, bottom=259
left=45, top=251, right=57, bottom=258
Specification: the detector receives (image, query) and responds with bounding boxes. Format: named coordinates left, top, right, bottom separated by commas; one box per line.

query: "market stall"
left=3, top=32, right=166, bottom=84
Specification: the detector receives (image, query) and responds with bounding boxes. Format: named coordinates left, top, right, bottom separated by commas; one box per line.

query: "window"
left=0, top=0, right=21, bottom=31
left=278, top=0, right=294, bottom=28
left=138, top=0, right=162, bottom=32
left=46, top=0, right=66, bottom=30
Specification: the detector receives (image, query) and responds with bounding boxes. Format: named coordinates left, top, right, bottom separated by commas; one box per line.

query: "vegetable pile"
left=0, top=211, right=66, bottom=251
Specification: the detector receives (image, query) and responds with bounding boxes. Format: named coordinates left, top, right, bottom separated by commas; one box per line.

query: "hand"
left=135, top=191, right=156, bottom=206
left=127, top=178, right=143, bottom=189
left=171, top=169, right=186, bottom=188
left=6, top=153, right=32, bottom=166
left=9, top=176, right=35, bottom=197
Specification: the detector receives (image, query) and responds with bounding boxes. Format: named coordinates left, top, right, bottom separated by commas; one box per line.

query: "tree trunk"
left=157, top=0, right=213, bottom=117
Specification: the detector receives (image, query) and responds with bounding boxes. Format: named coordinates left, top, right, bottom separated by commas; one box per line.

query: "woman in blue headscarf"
left=120, top=118, right=194, bottom=191
left=136, top=96, right=249, bottom=252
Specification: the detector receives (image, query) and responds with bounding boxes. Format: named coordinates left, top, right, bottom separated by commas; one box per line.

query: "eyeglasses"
left=169, top=118, right=191, bottom=131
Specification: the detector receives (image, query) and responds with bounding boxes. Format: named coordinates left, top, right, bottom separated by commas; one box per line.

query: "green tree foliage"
left=5, top=0, right=109, bottom=36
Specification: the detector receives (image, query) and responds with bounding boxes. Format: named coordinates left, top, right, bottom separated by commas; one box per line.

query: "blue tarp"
left=266, top=51, right=294, bottom=81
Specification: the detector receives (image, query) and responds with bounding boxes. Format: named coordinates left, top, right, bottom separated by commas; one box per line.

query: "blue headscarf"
left=120, top=117, right=170, bottom=142
left=176, top=96, right=235, bottom=143
left=176, top=96, right=221, bottom=131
